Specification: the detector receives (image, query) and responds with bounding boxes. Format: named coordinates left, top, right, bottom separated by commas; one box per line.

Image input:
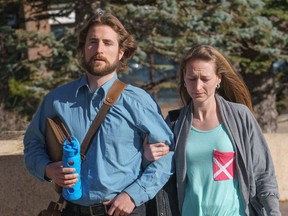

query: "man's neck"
left=86, top=71, right=116, bottom=92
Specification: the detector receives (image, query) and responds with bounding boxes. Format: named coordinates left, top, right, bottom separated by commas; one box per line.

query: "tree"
left=262, top=0, right=288, bottom=115
left=0, top=0, right=79, bottom=118
left=0, top=0, right=287, bottom=132
left=104, top=0, right=288, bottom=132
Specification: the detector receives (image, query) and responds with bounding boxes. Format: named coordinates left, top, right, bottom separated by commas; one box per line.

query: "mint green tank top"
left=182, top=124, right=245, bottom=216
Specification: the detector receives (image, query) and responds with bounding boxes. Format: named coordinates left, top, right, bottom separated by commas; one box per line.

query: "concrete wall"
left=265, top=134, right=288, bottom=201
left=0, top=134, right=287, bottom=216
left=0, top=155, right=59, bottom=216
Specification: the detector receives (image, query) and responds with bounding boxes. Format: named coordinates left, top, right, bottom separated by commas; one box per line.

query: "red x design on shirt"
left=213, top=150, right=235, bottom=181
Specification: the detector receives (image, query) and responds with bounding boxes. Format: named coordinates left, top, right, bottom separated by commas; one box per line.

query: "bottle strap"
left=80, top=79, right=127, bottom=160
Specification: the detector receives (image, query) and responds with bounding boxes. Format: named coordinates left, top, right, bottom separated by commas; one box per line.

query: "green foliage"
left=0, top=23, right=78, bottom=117
left=0, top=0, right=288, bottom=122
left=106, top=0, right=287, bottom=76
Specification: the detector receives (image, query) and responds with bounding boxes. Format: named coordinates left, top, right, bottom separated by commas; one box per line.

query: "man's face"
left=84, top=24, right=124, bottom=76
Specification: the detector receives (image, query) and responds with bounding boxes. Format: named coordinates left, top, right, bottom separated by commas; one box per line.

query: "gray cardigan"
left=168, top=95, right=281, bottom=216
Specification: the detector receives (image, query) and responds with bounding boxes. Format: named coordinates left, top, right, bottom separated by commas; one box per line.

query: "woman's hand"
left=143, top=136, right=170, bottom=161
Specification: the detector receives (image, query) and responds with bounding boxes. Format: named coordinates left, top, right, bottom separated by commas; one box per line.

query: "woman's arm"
left=143, top=136, right=170, bottom=162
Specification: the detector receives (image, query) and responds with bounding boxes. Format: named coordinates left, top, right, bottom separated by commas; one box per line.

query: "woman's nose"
left=195, top=79, right=202, bottom=90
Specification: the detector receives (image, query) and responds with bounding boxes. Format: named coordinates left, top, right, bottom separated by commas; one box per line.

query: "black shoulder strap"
left=168, top=109, right=181, bottom=124
left=80, top=79, right=127, bottom=160
left=167, top=109, right=181, bottom=133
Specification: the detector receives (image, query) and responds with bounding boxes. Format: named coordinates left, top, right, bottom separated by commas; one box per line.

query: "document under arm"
left=45, top=117, right=70, bottom=162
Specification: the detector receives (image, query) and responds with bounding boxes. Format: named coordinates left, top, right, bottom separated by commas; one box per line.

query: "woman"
left=144, top=45, right=281, bottom=215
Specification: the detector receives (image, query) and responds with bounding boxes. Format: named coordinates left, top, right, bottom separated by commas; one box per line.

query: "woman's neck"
left=192, top=97, right=222, bottom=130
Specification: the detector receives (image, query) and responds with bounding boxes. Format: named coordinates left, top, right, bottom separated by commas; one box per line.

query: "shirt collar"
left=75, top=75, right=89, bottom=97
left=75, top=74, right=118, bottom=98
left=101, top=74, right=118, bottom=99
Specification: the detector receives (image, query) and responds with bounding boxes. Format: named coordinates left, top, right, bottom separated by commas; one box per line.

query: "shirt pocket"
left=104, top=118, right=142, bottom=167
left=213, top=149, right=236, bottom=181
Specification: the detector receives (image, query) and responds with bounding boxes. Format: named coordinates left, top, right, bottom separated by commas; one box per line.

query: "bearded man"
left=23, top=11, right=174, bottom=216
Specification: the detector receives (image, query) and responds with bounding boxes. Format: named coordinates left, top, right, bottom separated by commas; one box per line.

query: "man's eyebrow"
left=87, top=38, right=114, bottom=43
left=88, top=37, right=98, bottom=41
left=103, top=39, right=114, bottom=43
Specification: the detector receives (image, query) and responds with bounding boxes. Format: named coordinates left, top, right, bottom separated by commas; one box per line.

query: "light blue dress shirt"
left=23, top=74, right=174, bottom=206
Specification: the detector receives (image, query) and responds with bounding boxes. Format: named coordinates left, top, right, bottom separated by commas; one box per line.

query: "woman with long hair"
left=144, top=45, right=280, bottom=216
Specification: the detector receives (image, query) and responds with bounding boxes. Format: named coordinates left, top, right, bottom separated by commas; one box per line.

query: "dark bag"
left=37, top=197, right=64, bottom=216
left=146, top=173, right=180, bottom=216
left=145, top=109, right=181, bottom=216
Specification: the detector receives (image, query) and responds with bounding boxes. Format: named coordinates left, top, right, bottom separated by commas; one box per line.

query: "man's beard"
left=84, top=55, right=120, bottom=77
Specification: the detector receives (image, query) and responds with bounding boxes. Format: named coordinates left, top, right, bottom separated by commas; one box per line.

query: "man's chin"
left=86, top=69, right=114, bottom=77
left=84, top=60, right=119, bottom=77
left=87, top=71, right=104, bottom=77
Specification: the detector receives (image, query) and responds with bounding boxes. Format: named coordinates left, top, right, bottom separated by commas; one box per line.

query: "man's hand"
left=45, top=161, right=79, bottom=188
left=103, top=192, right=135, bottom=216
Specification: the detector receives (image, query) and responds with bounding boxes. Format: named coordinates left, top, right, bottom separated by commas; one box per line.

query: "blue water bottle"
left=62, top=136, right=82, bottom=201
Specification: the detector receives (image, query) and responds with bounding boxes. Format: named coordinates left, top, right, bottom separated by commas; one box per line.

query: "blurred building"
left=3, top=1, right=76, bottom=61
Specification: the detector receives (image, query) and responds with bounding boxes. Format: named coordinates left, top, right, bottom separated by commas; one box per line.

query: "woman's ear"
left=217, top=74, right=222, bottom=84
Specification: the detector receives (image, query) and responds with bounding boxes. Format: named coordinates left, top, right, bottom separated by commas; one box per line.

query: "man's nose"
left=95, top=42, right=104, bottom=54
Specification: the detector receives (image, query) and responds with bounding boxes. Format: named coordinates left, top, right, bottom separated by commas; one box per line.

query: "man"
left=23, top=11, right=174, bottom=216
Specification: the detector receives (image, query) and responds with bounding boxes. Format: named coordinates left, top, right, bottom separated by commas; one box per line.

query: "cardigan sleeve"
left=216, top=95, right=281, bottom=215
left=247, top=112, right=281, bottom=216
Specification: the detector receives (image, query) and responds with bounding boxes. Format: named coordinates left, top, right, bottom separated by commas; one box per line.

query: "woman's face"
left=184, top=59, right=221, bottom=105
